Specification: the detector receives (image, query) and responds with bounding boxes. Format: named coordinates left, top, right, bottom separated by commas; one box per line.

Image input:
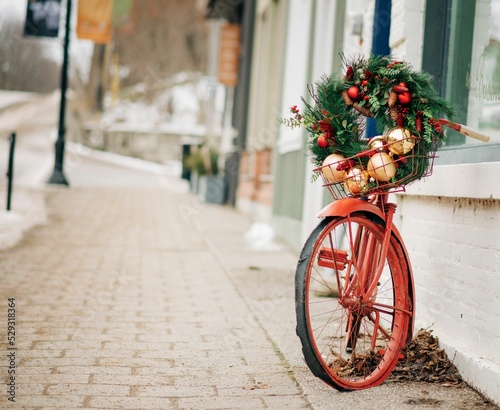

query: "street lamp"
left=48, top=0, right=72, bottom=186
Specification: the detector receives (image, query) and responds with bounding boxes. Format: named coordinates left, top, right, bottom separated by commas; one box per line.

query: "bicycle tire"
left=295, top=213, right=411, bottom=390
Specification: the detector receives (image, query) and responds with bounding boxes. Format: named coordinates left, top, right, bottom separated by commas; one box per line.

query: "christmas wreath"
left=281, top=54, right=455, bottom=197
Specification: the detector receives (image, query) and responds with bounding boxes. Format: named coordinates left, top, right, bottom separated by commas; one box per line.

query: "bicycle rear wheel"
left=295, top=213, right=411, bottom=390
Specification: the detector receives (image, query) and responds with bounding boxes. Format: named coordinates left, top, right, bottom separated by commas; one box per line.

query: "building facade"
left=244, top=0, right=500, bottom=404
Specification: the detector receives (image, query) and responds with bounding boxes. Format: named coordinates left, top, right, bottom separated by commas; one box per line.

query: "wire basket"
left=314, top=134, right=439, bottom=201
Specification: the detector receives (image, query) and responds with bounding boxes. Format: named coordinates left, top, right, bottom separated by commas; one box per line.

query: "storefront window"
left=471, top=0, right=500, bottom=142
left=424, top=0, right=500, bottom=163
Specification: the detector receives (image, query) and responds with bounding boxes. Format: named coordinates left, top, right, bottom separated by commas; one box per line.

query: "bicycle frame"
left=316, top=193, right=415, bottom=345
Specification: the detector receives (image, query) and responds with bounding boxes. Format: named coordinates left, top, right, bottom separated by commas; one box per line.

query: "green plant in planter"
left=185, top=146, right=219, bottom=176
left=185, top=146, right=226, bottom=203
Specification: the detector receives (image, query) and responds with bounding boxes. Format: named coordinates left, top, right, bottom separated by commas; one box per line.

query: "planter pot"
left=198, top=175, right=227, bottom=204
left=189, top=171, right=200, bottom=193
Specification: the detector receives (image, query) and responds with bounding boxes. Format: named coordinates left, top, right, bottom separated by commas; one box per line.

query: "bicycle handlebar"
left=437, top=119, right=491, bottom=142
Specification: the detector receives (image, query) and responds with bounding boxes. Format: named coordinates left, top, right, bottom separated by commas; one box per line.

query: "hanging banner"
left=76, top=0, right=114, bottom=44
left=24, top=0, right=62, bottom=38
left=218, top=24, right=241, bottom=87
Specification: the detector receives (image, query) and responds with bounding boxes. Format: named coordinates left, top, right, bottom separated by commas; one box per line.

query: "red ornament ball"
left=397, top=91, right=412, bottom=105
left=347, top=85, right=360, bottom=101
left=317, top=135, right=328, bottom=148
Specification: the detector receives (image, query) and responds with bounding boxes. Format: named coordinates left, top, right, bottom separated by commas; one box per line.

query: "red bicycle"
left=294, top=120, right=490, bottom=390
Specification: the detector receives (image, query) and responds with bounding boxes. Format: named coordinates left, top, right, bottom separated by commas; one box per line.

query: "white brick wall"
left=396, top=194, right=500, bottom=351
left=395, top=191, right=500, bottom=404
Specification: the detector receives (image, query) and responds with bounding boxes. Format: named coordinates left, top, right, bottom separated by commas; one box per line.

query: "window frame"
left=422, top=0, right=500, bottom=163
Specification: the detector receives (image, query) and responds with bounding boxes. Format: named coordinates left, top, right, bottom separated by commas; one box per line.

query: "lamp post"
left=48, top=0, right=72, bottom=186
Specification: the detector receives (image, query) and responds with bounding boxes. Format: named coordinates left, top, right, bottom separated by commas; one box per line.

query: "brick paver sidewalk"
left=0, top=184, right=308, bottom=409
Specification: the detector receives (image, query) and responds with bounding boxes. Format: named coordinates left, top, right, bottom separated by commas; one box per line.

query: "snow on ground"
left=100, top=75, right=225, bottom=137
left=244, top=222, right=282, bottom=252
left=0, top=189, right=47, bottom=251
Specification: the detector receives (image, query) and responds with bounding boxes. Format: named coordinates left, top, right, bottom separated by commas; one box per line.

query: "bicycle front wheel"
left=295, top=213, right=411, bottom=390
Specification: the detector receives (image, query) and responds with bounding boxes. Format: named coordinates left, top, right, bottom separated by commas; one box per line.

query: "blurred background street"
left=0, top=0, right=499, bottom=408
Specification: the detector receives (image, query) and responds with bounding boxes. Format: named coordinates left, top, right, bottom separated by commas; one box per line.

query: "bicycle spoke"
left=371, top=301, right=413, bottom=316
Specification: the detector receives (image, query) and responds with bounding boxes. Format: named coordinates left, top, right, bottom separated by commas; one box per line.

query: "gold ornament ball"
left=367, top=135, right=386, bottom=152
left=367, top=152, right=397, bottom=182
left=386, top=127, right=415, bottom=155
left=322, top=154, right=346, bottom=182
left=344, top=167, right=369, bottom=195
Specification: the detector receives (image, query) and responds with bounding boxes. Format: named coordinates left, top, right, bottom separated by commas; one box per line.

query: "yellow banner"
left=77, top=0, right=113, bottom=44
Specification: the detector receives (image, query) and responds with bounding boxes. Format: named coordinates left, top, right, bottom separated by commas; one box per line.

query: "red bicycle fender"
left=318, top=198, right=416, bottom=344
left=317, top=198, right=385, bottom=219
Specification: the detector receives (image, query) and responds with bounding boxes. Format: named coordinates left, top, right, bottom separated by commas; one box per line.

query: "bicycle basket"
left=315, top=133, right=439, bottom=201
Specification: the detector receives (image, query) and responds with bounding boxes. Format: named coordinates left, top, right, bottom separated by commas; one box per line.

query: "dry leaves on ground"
left=389, top=328, right=463, bottom=386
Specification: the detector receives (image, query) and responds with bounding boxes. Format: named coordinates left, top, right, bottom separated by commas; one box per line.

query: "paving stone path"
left=0, top=185, right=308, bottom=409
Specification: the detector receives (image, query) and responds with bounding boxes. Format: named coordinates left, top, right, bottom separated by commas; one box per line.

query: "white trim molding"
left=402, top=162, right=500, bottom=200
